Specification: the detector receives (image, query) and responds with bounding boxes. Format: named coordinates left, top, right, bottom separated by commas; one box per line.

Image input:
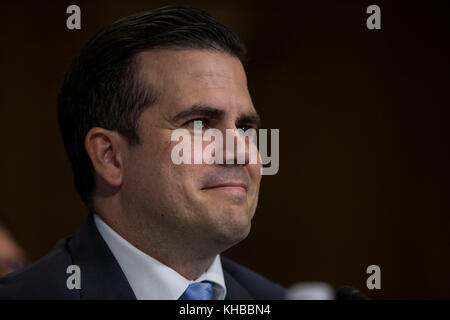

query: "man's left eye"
left=238, top=125, right=254, bottom=132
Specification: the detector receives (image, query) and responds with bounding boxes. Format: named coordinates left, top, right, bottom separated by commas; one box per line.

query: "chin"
left=211, top=211, right=252, bottom=248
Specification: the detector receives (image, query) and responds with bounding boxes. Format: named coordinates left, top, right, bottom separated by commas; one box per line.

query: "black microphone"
left=336, top=286, right=369, bottom=300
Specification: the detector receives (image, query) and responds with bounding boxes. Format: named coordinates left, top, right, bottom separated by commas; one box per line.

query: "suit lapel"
left=222, top=264, right=254, bottom=300
left=67, top=214, right=136, bottom=300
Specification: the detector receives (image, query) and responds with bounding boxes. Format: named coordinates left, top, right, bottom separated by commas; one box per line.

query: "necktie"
left=179, top=281, right=214, bottom=300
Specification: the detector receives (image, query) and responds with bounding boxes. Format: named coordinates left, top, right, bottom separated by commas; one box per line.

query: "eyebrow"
left=172, top=104, right=225, bottom=123
left=172, top=103, right=261, bottom=129
left=237, top=113, right=261, bottom=130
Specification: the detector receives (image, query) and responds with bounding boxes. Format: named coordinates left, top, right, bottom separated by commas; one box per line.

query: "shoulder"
left=0, top=238, right=79, bottom=299
left=221, top=256, right=286, bottom=299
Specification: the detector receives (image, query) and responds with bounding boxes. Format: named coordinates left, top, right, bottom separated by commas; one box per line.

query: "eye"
left=183, top=118, right=209, bottom=128
left=237, top=125, right=255, bottom=132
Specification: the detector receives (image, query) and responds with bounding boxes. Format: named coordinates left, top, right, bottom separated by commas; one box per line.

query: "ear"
left=85, top=127, right=125, bottom=188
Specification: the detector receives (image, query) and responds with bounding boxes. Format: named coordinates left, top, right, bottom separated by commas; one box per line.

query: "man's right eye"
left=184, top=118, right=208, bottom=128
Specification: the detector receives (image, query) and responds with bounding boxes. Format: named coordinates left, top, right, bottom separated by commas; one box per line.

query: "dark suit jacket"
left=0, top=214, right=285, bottom=299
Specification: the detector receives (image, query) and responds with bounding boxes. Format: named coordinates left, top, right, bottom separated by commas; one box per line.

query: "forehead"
left=137, top=48, right=255, bottom=117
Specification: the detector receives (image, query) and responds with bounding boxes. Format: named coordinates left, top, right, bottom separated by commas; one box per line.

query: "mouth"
left=201, top=182, right=248, bottom=194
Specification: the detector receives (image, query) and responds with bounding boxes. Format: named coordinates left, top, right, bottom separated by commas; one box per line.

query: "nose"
left=221, top=127, right=258, bottom=166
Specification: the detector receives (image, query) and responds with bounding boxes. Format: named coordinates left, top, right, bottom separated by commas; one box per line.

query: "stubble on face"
left=121, top=49, right=262, bottom=257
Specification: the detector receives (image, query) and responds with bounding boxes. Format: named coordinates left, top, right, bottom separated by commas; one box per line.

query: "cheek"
left=248, top=163, right=262, bottom=185
left=164, top=137, right=204, bottom=192
left=124, top=133, right=171, bottom=189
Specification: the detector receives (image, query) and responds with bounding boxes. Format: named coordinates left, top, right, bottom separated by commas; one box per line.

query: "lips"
left=202, top=182, right=248, bottom=192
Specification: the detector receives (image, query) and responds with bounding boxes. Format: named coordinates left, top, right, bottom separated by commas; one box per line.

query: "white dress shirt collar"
left=93, top=214, right=227, bottom=300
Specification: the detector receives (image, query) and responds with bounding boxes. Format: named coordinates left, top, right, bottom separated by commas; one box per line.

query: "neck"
left=93, top=200, right=220, bottom=280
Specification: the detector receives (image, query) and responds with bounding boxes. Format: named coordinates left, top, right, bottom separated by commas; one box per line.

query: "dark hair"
left=57, top=5, right=247, bottom=207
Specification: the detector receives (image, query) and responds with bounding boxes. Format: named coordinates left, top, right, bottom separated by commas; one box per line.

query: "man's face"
left=121, top=49, right=262, bottom=250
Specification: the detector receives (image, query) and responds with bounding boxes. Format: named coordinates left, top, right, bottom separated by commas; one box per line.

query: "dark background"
left=0, top=0, right=449, bottom=299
